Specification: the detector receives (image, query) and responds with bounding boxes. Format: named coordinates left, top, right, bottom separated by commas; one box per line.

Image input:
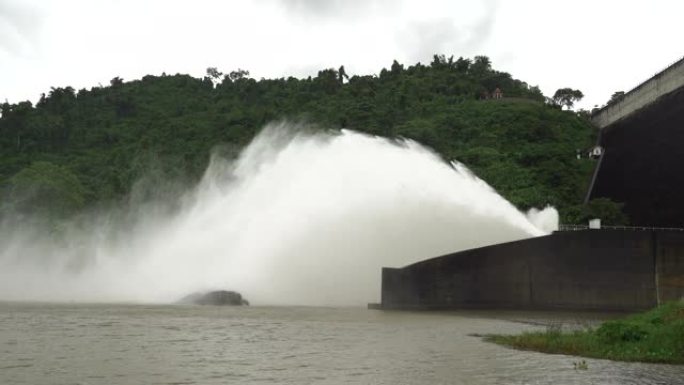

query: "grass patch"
left=485, top=301, right=684, bottom=364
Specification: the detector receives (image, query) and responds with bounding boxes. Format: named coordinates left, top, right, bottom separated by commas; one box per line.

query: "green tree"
left=390, top=60, right=404, bottom=75
left=0, top=54, right=596, bottom=224
left=455, top=57, right=471, bottom=73
left=206, top=67, right=223, bottom=86
left=337, top=65, right=349, bottom=83
left=110, top=77, right=124, bottom=87
left=584, top=198, right=628, bottom=225
left=228, top=69, right=249, bottom=81
left=563, top=198, right=629, bottom=225
left=553, top=88, right=584, bottom=110
left=6, top=161, right=86, bottom=219
left=607, top=91, right=625, bottom=105
left=469, top=55, right=492, bottom=78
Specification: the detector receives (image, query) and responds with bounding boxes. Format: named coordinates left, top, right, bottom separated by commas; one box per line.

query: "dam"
left=379, top=229, right=684, bottom=311
left=377, top=57, right=684, bottom=311
left=587, top=56, right=684, bottom=226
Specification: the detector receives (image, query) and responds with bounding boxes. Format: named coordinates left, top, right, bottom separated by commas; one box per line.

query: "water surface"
left=1, top=303, right=682, bottom=384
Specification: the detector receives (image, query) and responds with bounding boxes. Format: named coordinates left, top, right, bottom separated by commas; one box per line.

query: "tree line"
left=0, top=55, right=626, bottom=225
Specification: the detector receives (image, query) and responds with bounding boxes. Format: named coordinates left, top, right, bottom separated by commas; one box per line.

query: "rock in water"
left=180, top=290, right=249, bottom=306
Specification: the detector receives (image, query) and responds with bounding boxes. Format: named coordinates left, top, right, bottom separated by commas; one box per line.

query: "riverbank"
left=485, top=301, right=684, bottom=364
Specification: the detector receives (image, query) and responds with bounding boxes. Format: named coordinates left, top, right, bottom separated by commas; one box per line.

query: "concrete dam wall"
left=592, top=56, right=684, bottom=130
left=587, top=85, right=684, bottom=226
left=381, top=230, right=684, bottom=311
left=586, top=56, right=684, bottom=226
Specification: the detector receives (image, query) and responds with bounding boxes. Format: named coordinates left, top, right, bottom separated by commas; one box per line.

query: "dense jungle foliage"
left=0, top=55, right=618, bottom=224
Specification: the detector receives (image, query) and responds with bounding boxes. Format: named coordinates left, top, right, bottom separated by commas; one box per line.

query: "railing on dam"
left=558, top=224, right=684, bottom=232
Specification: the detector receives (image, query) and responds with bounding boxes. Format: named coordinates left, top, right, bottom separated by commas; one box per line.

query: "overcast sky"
left=1, top=0, right=682, bottom=110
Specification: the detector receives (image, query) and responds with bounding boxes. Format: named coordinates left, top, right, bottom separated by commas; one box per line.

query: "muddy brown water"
left=1, top=302, right=682, bottom=384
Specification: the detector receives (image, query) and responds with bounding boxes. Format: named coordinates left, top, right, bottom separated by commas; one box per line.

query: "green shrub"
left=596, top=321, right=648, bottom=343
left=486, top=302, right=684, bottom=364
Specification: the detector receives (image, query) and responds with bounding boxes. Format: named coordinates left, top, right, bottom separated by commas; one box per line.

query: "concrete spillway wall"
left=381, top=230, right=684, bottom=311
left=592, top=56, right=684, bottom=130
left=587, top=86, right=684, bottom=226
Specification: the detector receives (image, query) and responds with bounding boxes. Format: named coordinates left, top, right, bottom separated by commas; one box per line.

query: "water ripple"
left=0, top=303, right=682, bottom=385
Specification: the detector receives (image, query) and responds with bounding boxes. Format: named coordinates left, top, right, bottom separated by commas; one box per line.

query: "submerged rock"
left=180, top=290, right=250, bottom=306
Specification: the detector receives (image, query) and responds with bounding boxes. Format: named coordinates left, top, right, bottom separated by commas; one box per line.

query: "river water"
left=1, top=303, right=682, bottom=385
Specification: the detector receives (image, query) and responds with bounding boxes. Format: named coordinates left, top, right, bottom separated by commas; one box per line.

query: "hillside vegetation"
left=0, top=55, right=608, bottom=223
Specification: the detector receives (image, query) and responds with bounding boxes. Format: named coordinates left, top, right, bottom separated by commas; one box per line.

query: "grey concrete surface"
left=381, top=230, right=684, bottom=311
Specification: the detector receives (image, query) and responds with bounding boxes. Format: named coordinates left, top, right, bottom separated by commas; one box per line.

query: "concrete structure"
left=586, top=57, right=684, bottom=226
left=380, top=230, right=684, bottom=311
left=377, top=59, right=684, bottom=312
left=592, top=57, right=684, bottom=130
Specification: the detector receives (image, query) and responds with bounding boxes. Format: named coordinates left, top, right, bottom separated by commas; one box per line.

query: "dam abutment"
left=380, top=230, right=684, bottom=311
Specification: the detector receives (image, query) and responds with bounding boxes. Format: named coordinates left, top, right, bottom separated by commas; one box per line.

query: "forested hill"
left=0, top=55, right=610, bottom=224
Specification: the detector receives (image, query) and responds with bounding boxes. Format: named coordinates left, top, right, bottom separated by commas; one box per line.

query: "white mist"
left=0, top=123, right=557, bottom=306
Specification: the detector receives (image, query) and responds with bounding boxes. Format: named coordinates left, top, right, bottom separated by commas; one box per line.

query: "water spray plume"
left=0, top=123, right=557, bottom=306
